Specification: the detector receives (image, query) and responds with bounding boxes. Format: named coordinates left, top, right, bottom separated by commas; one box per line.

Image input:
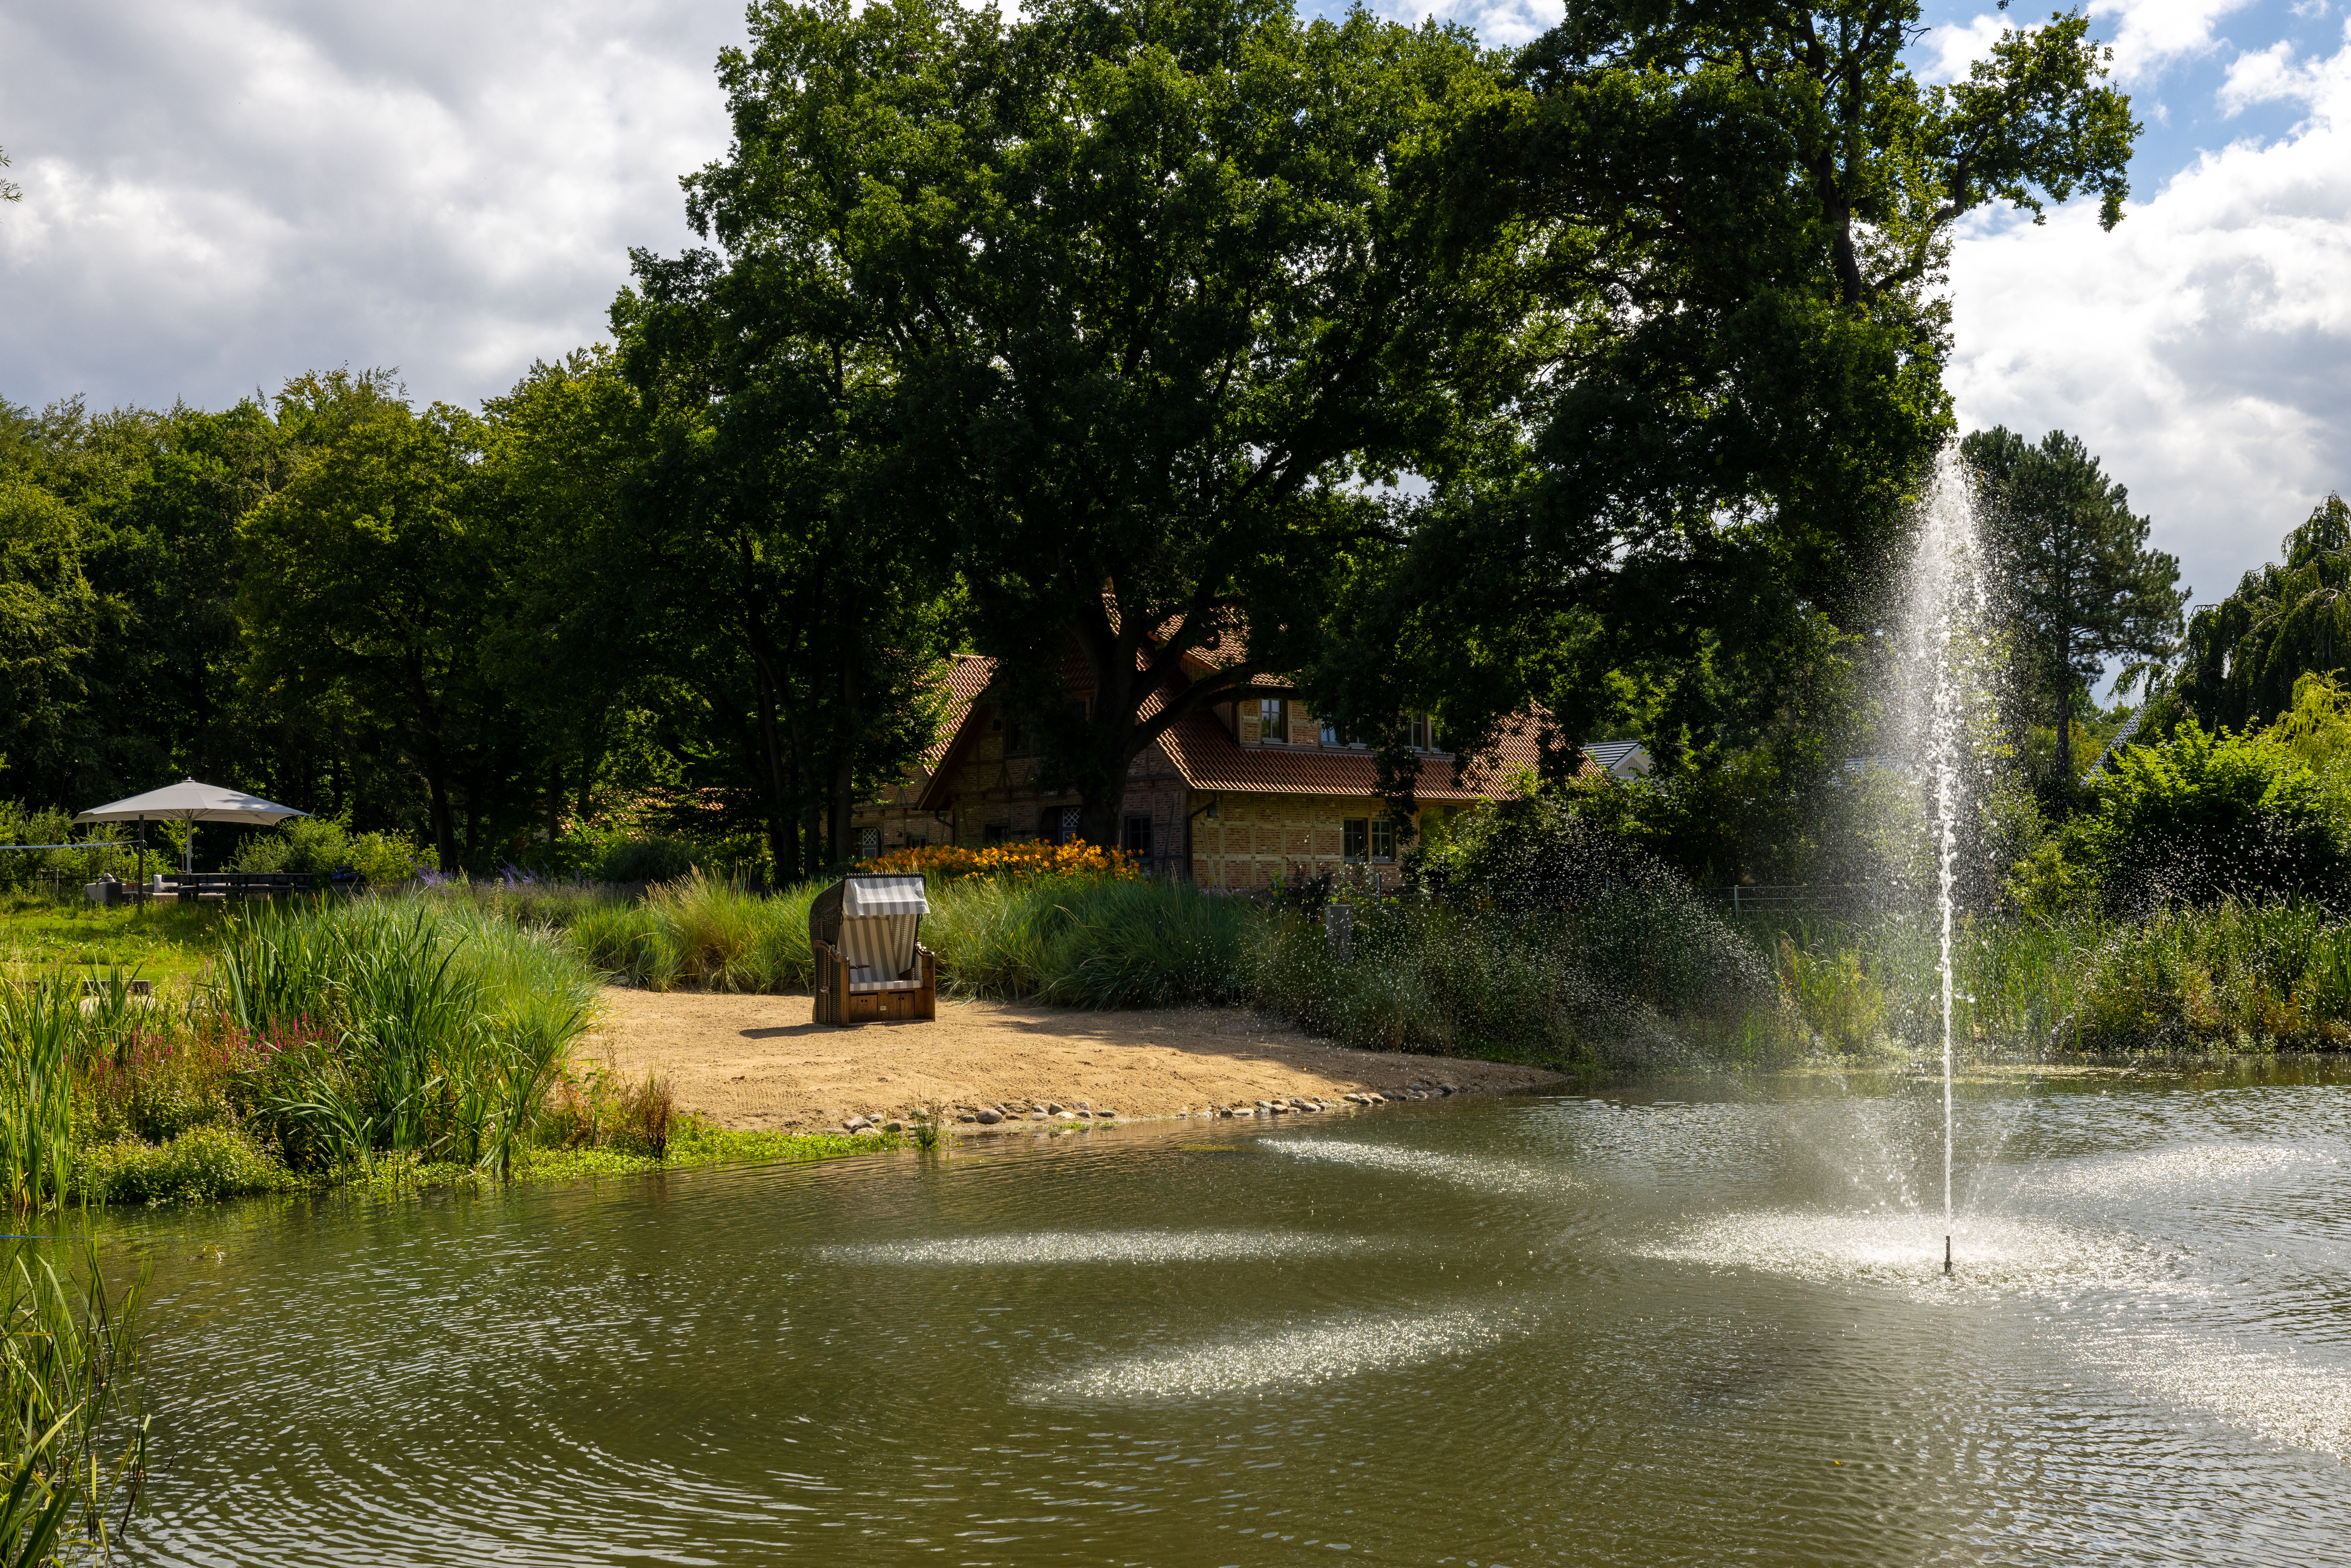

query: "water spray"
left=1911, top=448, right=1986, bottom=1280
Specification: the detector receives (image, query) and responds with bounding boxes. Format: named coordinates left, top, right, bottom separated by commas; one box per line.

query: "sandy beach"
left=588, top=986, right=1567, bottom=1130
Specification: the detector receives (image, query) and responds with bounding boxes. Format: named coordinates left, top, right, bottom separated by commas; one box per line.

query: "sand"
left=588, top=986, right=1567, bottom=1130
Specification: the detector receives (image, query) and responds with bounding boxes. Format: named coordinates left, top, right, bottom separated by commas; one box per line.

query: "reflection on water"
left=109, top=1059, right=2351, bottom=1567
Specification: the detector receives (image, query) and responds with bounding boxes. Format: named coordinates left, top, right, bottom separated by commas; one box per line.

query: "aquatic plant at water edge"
left=213, top=898, right=598, bottom=1174
left=0, top=1240, right=148, bottom=1562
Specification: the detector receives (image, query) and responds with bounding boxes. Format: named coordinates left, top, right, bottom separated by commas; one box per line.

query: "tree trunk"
left=829, top=641, right=860, bottom=866
left=2057, top=686, right=2074, bottom=791
left=750, top=646, right=796, bottom=887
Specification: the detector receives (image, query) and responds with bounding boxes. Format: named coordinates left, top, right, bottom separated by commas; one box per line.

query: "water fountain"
left=1901, top=447, right=1998, bottom=1277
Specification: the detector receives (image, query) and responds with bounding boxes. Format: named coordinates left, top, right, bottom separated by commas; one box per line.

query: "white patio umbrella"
left=75, top=779, right=308, bottom=878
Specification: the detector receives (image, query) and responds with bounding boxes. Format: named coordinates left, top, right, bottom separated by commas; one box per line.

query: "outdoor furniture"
left=809, top=875, right=936, bottom=1025
left=73, top=778, right=309, bottom=886
left=150, top=871, right=322, bottom=901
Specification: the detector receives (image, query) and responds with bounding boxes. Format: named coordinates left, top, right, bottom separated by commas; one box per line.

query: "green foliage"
left=1962, top=425, right=2184, bottom=798
left=74, top=1124, right=290, bottom=1206
left=925, top=876, right=1254, bottom=1009
left=225, top=816, right=428, bottom=881
left=2068, top=720, right=2344, bottom=912
left=236, top=373, right=509, bottom=871
left=591, top=838, right=704, bottom=886
left=670, top=0, right=1497, bottom=847
left=1313, top=0, right=2137, bottom=814
left=0, top=809, right=131, bottom=893
left=0, top=1241, right=148, bottom=1562
left=1253, top=894, right=1790, bottom=1071
left=214, top=898, right=599, bottom=1175
left=2161, top=494, right=2351, bottom=735
left=0, top=482, right=99, bottom=801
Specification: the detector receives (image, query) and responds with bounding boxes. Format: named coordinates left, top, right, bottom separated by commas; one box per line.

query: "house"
left=852, top=650, right=1645, bottom=889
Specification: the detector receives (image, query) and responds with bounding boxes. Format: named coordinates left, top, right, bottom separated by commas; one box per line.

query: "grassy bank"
left=1775, top=899, right=2351, bottom=1055
left=477, top=868, right=2351, bottom=1065
left=0, top=894, right=916, bottom=1212
left=0, top=894, right=224, bottom=983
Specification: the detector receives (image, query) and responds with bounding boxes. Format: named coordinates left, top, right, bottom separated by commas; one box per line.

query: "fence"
left=1708, top=884, right=1905, bottom=919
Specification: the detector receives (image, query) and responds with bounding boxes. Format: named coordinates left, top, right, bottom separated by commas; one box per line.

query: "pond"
left=114, top=1060, right=2351, bottom=1566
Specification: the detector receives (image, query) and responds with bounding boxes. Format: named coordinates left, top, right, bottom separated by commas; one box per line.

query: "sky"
left=3, top=0, right=2347, bottom=622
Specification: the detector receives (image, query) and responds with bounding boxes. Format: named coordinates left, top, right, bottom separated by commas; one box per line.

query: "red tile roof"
left=1157, top=709, right=1546, bottom=802
left=909, top=648, right=1557, bottom=807
left=923, top=655, right=999, bottom=767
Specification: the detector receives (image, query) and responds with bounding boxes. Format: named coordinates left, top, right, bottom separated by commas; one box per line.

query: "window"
left=1006, top=718, right=1033, bottom=756
left=1370, top=817, right=1395, bottom=862
left=857, top=827, right=881, bottom=860
left=1122, top=814, right=1154, bottom=857
left=1408, top=713, right=1441, bottom=752
left=1320, top=717, right=1339, bottom=746
left=983, top=822, right=1009, bottom=843
left=1259, top=697, right=1289, bottom=743
left=1343, top=818, right=1368, bottom=862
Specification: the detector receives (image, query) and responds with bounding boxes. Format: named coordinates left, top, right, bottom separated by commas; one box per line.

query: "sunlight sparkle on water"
left=807, top=1229, right=1385, bottom=1267
left=1264, top=1137, right=1567, bottom=1193
left=1029, top=1305, right=1517, bottom=1401
left=1638, top=1210, right=2183, bottom=1299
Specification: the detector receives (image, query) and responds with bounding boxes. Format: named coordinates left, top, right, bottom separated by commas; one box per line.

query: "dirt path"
left=589, top=987, right=1566, bottom=1130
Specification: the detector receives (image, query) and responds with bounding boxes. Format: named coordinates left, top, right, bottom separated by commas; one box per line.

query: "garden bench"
left=809, top=874, right=937, bottom=1025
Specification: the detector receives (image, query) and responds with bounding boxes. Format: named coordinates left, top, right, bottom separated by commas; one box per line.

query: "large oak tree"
left=1311, top=1, right=2141, bottom=823
left=679, top=0, right=1503, bottom=845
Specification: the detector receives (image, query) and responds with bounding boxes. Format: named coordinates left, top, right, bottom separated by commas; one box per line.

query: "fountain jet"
left=1903, top=448, right=1996, bottom=1276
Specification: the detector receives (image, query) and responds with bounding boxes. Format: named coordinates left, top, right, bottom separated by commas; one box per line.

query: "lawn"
left=0, top=895, right=225, bottom=982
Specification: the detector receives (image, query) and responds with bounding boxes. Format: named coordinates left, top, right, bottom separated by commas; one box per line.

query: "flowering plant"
left=854, top=840, right=1141, bottom=882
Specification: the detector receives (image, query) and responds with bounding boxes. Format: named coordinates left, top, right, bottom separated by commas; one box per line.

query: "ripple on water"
left=2029, top=1143, right=2335, bottom=1200
left=1030, top=1303, right=1516, bottom=1401
left=807, top=1228, right=1381, bottom=1266
left=2081, top=1334, right=2351, bottom=1459
left=1263, top=1138, right=1567, bottom=1193
left=1637, top=1211, right=2188, bottom=1301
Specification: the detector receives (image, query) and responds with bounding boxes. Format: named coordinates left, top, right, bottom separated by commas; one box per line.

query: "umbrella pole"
left=184, top=816, right=194, bottom=876
left=137, top=817, right=146, bottom=893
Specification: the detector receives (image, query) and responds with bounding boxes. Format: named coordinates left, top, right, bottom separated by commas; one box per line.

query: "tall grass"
left=215, top=897, right=599, bottom=1174
left=1765, top=898, right=2351, bottom=1055
left=1253, top=890, right=1795, bottom=1072
left=926, top=875, right=1252, bottom=1008
left=0, top=979, right=79, bottom=1210
left=0, top=1240, right=147, bottom=1562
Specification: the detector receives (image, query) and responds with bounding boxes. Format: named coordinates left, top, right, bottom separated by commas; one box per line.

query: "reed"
left=0, top=1239, right=147, bottom=1562
left=214, top=897, right=599, bottom=1173
left=0, top=978, right=80, bottom=1210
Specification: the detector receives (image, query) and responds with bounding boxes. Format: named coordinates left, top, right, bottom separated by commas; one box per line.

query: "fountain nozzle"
left=1944, top=1235, right=1952, bottom=1276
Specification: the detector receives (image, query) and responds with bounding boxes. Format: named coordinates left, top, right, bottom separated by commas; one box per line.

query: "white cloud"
left=2086, top=0, right=2256, bottom=82
left=1924, top=14, right=2020, bottom=85
left=1947, top=23, right=2351, bottom=608
left=0, top=1, right=741, bottom=413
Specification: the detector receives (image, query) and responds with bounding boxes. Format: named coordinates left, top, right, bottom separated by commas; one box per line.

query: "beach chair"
left=809, top=874, right=937, bottom=1025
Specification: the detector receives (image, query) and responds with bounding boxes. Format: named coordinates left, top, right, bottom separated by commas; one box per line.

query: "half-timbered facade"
left=850, top=652, right=1644, bottom=890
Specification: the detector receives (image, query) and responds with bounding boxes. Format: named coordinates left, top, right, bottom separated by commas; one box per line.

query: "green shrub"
left=2069, top=720, right=2344, bottom=912
left=595, top=838, right=703, bottom=884
left=347, top=830, right=429, bottom=885
left=75, top=1124, right=291, bottom=1205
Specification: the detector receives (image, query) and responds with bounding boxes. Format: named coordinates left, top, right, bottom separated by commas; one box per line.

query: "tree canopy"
left=1305, top=0, right=2140, bottom=829
left=2160, top=493, right=2351, bottom=735
left=1962, top=424, right=2185, bottom=785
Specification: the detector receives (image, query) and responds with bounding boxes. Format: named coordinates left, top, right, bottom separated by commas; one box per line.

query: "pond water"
left=113, top=1060, right=2351, bottom=1566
